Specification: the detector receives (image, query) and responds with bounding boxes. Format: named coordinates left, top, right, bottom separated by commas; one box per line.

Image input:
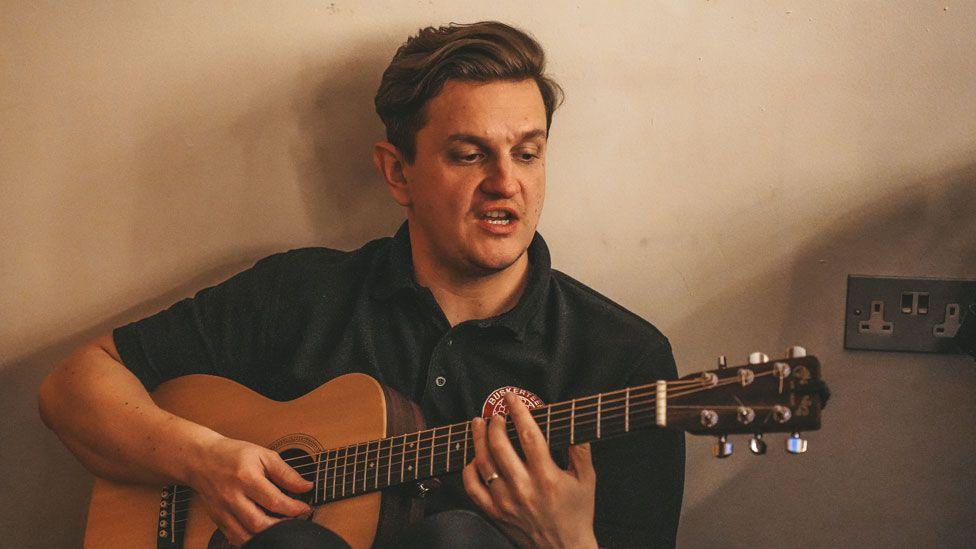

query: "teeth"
left=486, top=219, right=510, bottom=225
left=485, top=210, right=509, bottom=219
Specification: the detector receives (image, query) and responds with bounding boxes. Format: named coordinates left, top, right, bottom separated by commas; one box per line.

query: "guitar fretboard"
left=307, top=383, right=663, bottom=505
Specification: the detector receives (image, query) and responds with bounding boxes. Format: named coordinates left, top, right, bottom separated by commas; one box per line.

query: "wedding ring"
left=484, top=472, right=500, bottom=486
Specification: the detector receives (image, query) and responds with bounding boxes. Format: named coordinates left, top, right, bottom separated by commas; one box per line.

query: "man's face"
left=401, top=78, right=547, bottom=277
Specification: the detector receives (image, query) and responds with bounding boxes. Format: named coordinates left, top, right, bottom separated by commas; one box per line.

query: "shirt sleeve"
left=592, top=337, right=685, bottom=548
left=112, top=253, right=287, bottom=391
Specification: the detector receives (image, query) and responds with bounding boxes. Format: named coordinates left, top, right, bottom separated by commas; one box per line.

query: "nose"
left=479, top=156, right=519, bottom=198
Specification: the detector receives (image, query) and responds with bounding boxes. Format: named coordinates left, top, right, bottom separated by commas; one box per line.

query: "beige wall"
left=3, top=1, right=975, bottom=547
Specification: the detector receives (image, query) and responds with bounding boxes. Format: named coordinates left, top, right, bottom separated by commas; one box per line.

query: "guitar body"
left=82, top=373, right=425, bottom=549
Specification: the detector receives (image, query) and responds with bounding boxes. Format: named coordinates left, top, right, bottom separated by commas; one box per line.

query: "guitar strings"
left=168, top=371, right=777, bottom=509
left=167, top=370, right=780, bottom=512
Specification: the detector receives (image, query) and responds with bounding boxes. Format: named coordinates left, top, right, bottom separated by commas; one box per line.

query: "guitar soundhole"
left=276, top=447, right=317, bottom=510
left=205, top=448, right=317, bottom=548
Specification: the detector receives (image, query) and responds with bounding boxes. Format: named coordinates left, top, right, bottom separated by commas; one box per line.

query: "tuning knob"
left=748, top=352, right=770, bottom=365
left=717, top=355, right=728, bottom=369
left=786, top=345, right=807, bottom=358
left=786, top=432, right=808, bottom=454
left=713, top=435, right=733, bottom=458
left=749, top=434, right=767, bottom=455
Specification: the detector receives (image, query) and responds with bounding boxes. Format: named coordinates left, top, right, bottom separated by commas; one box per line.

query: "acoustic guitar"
left=82, top=347, right=828, bottom=548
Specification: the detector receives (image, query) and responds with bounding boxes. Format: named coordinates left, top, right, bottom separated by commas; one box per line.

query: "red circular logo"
left=481, top=386, right=545, bottom=419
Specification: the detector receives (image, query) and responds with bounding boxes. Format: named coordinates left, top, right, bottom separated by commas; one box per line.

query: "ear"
left=372, top=141, right=411, bottom=207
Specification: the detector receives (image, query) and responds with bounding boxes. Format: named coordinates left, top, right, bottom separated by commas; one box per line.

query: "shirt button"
left=446, top=338, right=453, bottom=346
left=434, top=376, right=447, bottom=387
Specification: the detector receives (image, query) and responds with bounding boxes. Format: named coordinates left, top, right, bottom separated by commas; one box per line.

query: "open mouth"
left=482, top=210, right=513, bottom=225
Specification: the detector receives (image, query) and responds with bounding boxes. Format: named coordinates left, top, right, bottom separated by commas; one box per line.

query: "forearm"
left=38, top=335, right=222, bottom=486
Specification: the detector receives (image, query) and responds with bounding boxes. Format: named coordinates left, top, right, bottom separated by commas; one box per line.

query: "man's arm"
left=38, top=334, right=312, bottom=546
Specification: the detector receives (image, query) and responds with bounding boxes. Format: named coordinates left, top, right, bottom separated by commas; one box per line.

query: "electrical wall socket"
left=845, top=275, right=976, bottom=353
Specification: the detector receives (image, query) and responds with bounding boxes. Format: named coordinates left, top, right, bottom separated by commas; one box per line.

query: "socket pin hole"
left=873, top=303, right=882, bottom=313
left=949, top=305, right=958, bottom=315
left=936, top=327, right=945, bottom=334
left=882, top=325, right=891, bottom=331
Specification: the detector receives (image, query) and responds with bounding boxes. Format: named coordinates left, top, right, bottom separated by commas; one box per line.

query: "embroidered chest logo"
left=481, top=386, right=546, bottom=419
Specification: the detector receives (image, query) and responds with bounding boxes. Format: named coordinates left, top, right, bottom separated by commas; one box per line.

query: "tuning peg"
left=748, top=352, right=769, bottom=365
left=749, top=434, right=767, bottom=455
left=786, top=345, right=807, bottom=358
left=712, top=435, right=733, bottom=458
left=786, top=432, right=808, bottom=454
left=717, top=355, right=728, bottom=369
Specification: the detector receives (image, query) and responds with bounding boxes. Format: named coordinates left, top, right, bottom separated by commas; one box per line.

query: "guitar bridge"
left=157, top=484, right=188, bottom=548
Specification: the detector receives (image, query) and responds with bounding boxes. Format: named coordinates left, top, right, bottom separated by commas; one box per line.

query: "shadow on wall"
left=675, top=162, right=976, bottom=548
left=0, top=43, right=402, bottom=548
left=291, top=43, right=405, bottom=249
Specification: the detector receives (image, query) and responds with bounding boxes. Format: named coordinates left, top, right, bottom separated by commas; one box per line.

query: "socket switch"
left=845, top=275, right=976, bottom=353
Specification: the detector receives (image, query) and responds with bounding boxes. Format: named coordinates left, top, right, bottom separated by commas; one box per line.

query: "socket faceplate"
left=845, top=275, right=976, bottom=353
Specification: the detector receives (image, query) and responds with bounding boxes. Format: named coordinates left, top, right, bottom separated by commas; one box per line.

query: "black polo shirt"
left=114, top=222, right=684, bottom=547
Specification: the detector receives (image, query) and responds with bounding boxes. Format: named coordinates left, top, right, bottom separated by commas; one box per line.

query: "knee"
left=398, top=510, right=513, bottom=549
left=244, top=519, right=350, bottom=549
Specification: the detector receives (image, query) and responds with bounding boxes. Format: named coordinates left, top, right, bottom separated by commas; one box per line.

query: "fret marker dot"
left=369, top=462, right=374, bottom=468
left=407, top=465, right=413, bottom=471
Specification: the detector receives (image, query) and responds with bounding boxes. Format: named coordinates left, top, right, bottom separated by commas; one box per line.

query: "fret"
left=445, top=425, right=453, bottom=471
left=400, top=434, right=408, bottom=483
left=463, top=421, right=470, bottom=464
left=545, top=405, right=551, bottom=444
left=570, top=398, right=576, bottom=445
left=384, top=437, right=392, bottom=488
left=429, top=428, right=438, bottom=477
left=313, top=450, right=322, bottom=504
left=335, top=447, right=345, bottom=499
left=351, top=444, right=363, bottom=497
left=596, top=393, right=602, bottom=439
left=416, top=433, right=421, bottom=480
left=367, top=440, right=377, bottom=491
left=625, top=387, right=630, bottom=432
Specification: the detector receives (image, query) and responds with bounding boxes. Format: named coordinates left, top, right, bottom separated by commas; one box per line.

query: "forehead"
left=419, top=79, right=547, bottom=143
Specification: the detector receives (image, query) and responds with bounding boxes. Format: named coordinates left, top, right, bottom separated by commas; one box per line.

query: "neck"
left=305, top=382, right=666, bottom=506
left=410, top=238, right=530, bottom=328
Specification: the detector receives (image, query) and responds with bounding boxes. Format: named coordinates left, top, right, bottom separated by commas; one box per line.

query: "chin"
left=468, top=247, right=526, bottom=274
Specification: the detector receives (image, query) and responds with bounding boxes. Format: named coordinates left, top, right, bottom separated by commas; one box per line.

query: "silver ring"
left=484, top=472, right=500, bottom=486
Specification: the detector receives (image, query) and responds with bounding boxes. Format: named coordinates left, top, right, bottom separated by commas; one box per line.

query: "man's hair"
left=374, top=21, right=563, bottom=163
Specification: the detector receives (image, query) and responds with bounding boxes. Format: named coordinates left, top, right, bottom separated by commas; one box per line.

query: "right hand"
left=186, top=436, right=314, bottom=546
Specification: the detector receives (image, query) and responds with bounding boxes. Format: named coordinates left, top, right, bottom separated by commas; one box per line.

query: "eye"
left=515, top=150, right=541, bottom=163
left=451, top=150, right=485, bottom=164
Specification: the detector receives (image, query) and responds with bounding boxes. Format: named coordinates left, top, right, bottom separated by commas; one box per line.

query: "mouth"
left=476, top=207, right=519, bottom=234
left=482, top=209, right=514, bottom=226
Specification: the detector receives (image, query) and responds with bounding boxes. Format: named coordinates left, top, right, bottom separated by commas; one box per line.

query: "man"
left=39, top=21, right=684, bottom=548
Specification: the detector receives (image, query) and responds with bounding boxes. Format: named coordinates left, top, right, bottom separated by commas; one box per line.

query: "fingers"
left=487, top=406, right=529, bottom=484
left=247, top=476, right=311, bottom=517
left=210, top=506, right=250, bottom=547
left=568, top=443, right=596, bottom=486
left=504, top=393, right=556, bottom=470
left=209, top=495, right=278, bottom=546
left=470, top=417, right=498, bottom=482
left=265, top=452, right=314, bottom=493
left=462, top=460, right=498, bottom=517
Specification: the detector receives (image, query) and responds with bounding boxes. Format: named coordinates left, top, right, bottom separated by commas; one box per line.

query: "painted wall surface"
left=2, top=2, right=974, bottom=547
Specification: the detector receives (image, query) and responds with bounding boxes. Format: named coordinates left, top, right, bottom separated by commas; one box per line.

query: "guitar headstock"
left=666, top=346, right=828, bottom=457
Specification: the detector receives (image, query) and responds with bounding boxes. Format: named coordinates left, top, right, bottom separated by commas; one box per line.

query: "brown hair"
left=374, top=21, right=563, bottom=163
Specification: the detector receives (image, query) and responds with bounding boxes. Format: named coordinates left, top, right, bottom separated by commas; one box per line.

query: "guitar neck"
left=309, top=383, right=663, bottom=505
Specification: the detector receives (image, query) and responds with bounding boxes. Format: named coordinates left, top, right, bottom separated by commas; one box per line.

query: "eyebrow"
left=446, top=129, right=547, bottom=147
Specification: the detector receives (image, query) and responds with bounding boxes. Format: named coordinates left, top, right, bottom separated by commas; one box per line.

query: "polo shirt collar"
left=371, top=221, right=551, bottom=341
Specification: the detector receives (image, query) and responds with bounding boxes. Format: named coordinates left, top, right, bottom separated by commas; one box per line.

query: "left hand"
left=462, top=393, right=599, bottom=548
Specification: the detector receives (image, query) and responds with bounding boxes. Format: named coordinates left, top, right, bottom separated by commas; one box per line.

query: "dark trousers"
left=244, top=509, right=516, bottom=549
